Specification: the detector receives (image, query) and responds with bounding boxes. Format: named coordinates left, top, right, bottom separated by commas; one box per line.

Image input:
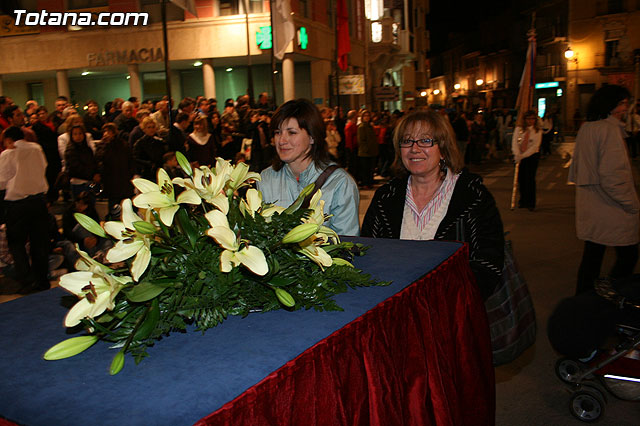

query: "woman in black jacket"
left=64, top=124, right=99, bottom=200
left=31, top=112, right=62, bottom=202
left=361, top=110, right=504, bottom=300
left=96, top=123, right=135, bottom=219
left=133, top=116, right=167, bottom=180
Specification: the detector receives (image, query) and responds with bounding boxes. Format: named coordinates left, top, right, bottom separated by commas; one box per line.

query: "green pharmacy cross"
left=256, top=26, right=273, bottom=50
left=298, top=27, right=308, bottom=49
left=256, top=26, right=308, bottom=50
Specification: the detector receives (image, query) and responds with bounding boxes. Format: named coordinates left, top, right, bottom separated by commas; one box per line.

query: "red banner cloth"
left=195, top=245, right=495, bottom=426
left=336, top=0, right=351, bottom=71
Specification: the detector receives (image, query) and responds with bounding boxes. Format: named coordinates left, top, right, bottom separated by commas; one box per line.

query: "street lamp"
left=454, top=83, right=461, bottom=90
left=564, top=47, right=575, bottom=60
left=433, top=89, right=440, bottom=95
left=565, top=46, right=579, bottom=130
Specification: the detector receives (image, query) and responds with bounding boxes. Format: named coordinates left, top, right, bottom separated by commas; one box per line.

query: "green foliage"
left=49, top=161, right=389, bottom=374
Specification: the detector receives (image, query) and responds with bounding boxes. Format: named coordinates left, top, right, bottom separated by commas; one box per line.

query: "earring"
left=309, top=137, right=314, bottom=144
left=439, top=158, right=447, bottom=175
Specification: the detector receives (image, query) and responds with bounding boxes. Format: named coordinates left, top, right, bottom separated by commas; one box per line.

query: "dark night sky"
left=428, top=0, right=515, bottom=54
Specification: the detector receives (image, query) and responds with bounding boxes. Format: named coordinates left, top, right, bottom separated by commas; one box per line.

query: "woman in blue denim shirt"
left=257, top=99, right=360, bottom=236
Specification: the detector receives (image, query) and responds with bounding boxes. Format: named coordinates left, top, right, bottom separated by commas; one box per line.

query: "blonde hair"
left=141, top=116, right=157, bottom=129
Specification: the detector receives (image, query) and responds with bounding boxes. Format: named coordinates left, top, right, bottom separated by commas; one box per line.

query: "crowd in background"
left=1, top=87, right=629, bottom=292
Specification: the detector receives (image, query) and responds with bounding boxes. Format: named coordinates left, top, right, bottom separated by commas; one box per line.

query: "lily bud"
left=274, top=287, right=295, bottom=307
left=284, top=183, right=315, bottom=214
left=175, top=151, right=193, bottom=177
left=44, top=335, right=99, bottom=360
left=110, top=351, right=125, bottom=375
left=74, top=213, right=107, bottom=238
left=281, top=223, right=320, bottom=244
left=331, top=258, right=354, bottom=267
left=132, top=221, right=156, bottom=235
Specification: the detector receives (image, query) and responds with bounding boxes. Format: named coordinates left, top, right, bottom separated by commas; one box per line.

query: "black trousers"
left=5, top=194, right=50, bottom=289
left=518, top=153, right=539, bottom=209
left=541, top=132, right=553, bottom=155
left=626, top=135, right=638, bottom=158
left=576, top=240, right=639, bottom=295
left=358, top=156, right=376, bottom=186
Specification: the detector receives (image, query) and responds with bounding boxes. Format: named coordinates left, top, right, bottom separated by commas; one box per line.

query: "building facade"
left=566, top=0, right=640, bottom=129
left=0, top=0, right=429, bottom=113
left=427, top=0, right=640, bottom=133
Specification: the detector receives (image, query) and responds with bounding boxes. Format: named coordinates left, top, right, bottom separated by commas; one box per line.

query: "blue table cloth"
left=0, top=238, right=463, bottom=426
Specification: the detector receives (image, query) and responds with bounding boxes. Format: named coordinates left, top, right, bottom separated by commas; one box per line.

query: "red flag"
left=337, top=0, right=350, bottom=71
left=515, top=29, right=536, bottom=124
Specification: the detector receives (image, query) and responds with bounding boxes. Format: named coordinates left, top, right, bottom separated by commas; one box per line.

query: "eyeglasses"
left=399, top=138, right=438, bottom=148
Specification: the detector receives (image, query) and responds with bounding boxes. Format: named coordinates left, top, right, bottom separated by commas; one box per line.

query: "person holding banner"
left=511, top=110, right=541, bottom=211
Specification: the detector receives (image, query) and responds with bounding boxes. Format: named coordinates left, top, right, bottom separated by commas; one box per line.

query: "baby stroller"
left=548, top=277, right=640, bottom=423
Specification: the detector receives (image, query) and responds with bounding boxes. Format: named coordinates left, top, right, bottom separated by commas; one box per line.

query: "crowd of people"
left=0, top=91, right=509, bottom=301
left=1, top=85, right=637, bottom=307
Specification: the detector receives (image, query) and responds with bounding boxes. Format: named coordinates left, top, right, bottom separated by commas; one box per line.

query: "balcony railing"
left=594, top=52, right=635, bottom=70
left=536, top=64, right=566, bottom=81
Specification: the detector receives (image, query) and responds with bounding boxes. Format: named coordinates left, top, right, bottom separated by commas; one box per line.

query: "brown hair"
left=391, top=110, right=463, bottom=178
left=69, top=124, right=87, bottom=143
left=270, top=98, right=329, bottom=171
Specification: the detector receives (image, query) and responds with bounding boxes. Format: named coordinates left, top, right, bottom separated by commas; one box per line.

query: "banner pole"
left=510, top=162, right=520, bottom=210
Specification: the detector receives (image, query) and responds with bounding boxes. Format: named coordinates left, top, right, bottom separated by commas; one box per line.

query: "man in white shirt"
left=151, top=100, right=171, bottom=137
left=0, top=126, right=50, bottom=293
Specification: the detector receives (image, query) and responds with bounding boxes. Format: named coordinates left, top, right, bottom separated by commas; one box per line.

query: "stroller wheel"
left=570, top=387, right=605, bottom=423
left=555, top=358, right=583, bottom=384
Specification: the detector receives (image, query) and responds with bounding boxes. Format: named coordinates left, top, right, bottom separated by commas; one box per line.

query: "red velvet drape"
left=195, top=245, right=495, bottom=426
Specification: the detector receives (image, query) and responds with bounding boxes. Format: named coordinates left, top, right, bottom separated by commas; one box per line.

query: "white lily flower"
left=215, top=157, right=233, bottom=180
left=240, top=188, right=262, bottom=218
left=300, top=245, right=333, bottom=269
left=206, top=211, right=237, bottom=251
left=297, top=228, right=336, bottom=270
left=132, top=168, right=201, bottom=226
left=220, top=245, right=268, bottom=275
left=75, top=246, right=114, bottom=274
left=303, top=190, right=327, bottom=226
left=173, top=166, right=230, bottom=214
left=59, top=269, right=132, bottom=327
left=103, top=199, right=152, bottom=281
left=261, top=205, right=286, bottom=222
left=228, top=162, right=261, bottom=191
left=205, top=210, right=268, bottom=276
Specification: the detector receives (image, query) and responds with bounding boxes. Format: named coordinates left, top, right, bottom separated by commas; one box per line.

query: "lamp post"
left=565, top=47, right=579, bottom=132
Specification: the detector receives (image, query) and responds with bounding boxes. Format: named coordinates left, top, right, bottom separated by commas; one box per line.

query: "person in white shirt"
left=512, top=110, right=542, bottom=211
left=0, top=126, right=50, bottom=293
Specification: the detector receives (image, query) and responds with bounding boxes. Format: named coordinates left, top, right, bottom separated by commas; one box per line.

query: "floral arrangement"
left=44, top=154, right=387, bottom=375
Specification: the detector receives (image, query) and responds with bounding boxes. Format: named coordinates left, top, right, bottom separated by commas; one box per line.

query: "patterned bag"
left=456, top=222, right=536, bottom=365
left=485, top=238, right=537, bottom=366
